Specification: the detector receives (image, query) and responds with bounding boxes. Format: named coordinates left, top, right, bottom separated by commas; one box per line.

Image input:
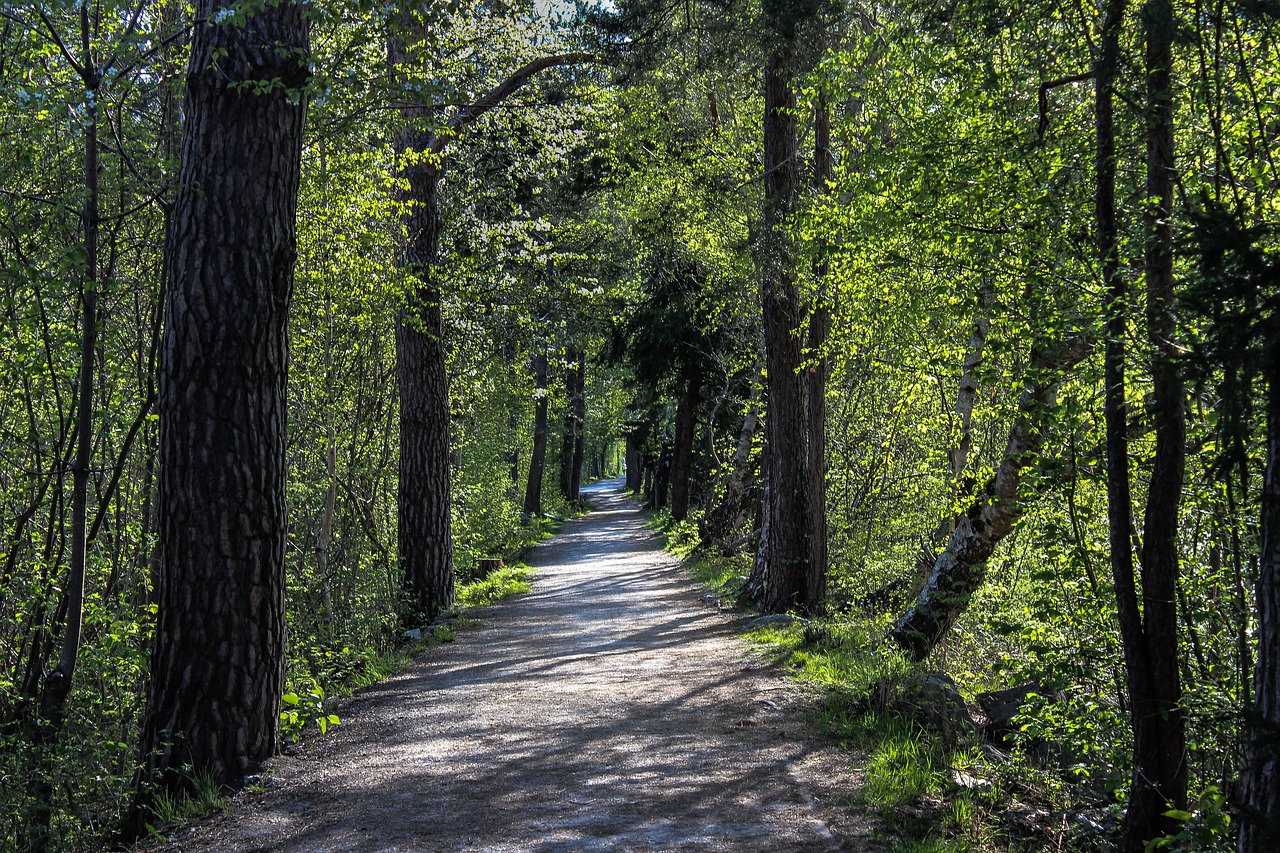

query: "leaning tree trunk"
left=750, top=44, right=813, bottom=614
left=1242, top=351, right=1280, bottom=852
left=133, top=0, right=308, bottom=817
left=669, top=363, right=701, bottom=522
left=524, top=352, right=549, bottom=516
left=889, top=336, right=1091, bottom=660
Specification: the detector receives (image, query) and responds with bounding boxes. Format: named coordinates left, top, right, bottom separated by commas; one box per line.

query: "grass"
left=456, top=563, right=534, bottom=608
left=666, top=540, right=1047, bottom=852
left=143, top=765, right=228, bottom=839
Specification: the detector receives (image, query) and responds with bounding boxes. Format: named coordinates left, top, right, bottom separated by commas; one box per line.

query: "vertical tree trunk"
left=1113, top=3, right=1189, bottom=846
left=669, top=363, right=701, bottom=522
left=806, top=94, right=831, bottom=615
left=558, top=353, right=578, bottom=502
left=523, top=352, right=549, bottom=516
left=1242, top=358, right=1280, bottom=852
left=390, top=17, right=454, bottom=625
left=28, top=64, right=100, bottom=850
left=393, top=167, right=454, bottom=625
left=134, top=0, right=308, bottom=811
left=625, top=433, right=640, bottom=492
left=570, top=351, right=586, bottom=500
left=751, top=44, right=812, bottom=614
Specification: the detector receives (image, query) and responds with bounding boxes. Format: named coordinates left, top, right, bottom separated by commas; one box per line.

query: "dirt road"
left=155, top=481, right=875, bottom=851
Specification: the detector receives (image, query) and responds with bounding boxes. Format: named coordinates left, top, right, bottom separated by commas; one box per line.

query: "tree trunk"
left=669, top=363, right=700, bottom=522
left=558, top=353, right=577, bottom=502
left=653, top=441, right=672, bottom=510
left=393, top=168, right=454, bottom=627
left=889, top=336, right=1092, bottom=659
left=570, top=350, right=585, bottom=500
left=29, top=68, right=100, bottom=850
left=134, top=0, right=308, bottom=811
left=625, top=433, right=640, bottom=493
left=751, top=44, right=812, bottom=614
left=523, top=352, right=549, bottom=516
left=806, top=95, right=831, bottom=615
left=390, top=19, right=455, bottom=626
left=1116, top=3, right=1188, bottom=845
left=1242, top=356, right=1280, bottom=852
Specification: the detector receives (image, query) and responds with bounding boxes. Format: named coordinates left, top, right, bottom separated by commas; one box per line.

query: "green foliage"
left=280, top=683, right=340, bottom=744
left=456, top=565, right=535, bottom=609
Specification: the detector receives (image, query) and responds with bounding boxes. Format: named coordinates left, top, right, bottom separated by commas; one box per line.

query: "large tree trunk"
left=393, top=161, right=454, bottom=627
left=889, top=335, right=1091, bottom=659
left=1242, top=356, right=1280, bottom=852
left=523, top=352, right=549, bottom=516
left=669, top=363, right=701, bottom=522
left=390, top=19, right=455, bottom=626
left=751, top=44, right=813, bottom=614
left=134, top=0, right=308, bottom=812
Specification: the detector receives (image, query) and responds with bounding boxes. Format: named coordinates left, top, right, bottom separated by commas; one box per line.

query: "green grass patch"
left=456, top=563, right=534, bottom=608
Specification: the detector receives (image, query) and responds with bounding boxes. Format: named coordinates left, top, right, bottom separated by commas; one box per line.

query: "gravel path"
left=155, top=480, right=877, bottom=851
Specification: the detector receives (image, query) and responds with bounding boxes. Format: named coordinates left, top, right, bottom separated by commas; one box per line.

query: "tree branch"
left=1038, top=71, right=1094, bottom=137
left=430, top=52, right=600, bottom=156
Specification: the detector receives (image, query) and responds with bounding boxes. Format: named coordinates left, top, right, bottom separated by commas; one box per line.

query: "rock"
left=976, top=682, right=1044, bottom=746
left=950, top=769, right=991, bottom=791
left=401, top=628, right=423, bottom=640
left=897, top=672, right=977, bottom=741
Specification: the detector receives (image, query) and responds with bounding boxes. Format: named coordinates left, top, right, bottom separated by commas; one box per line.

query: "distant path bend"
left=157, top=480, right=875, bottom=852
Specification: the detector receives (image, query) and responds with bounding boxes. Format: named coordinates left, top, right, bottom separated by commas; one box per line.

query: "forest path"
left=154, top=480, right=876, bottom=852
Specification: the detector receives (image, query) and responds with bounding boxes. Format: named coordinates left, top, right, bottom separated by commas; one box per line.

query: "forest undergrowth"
left=659, top=511, right=1235, bottom=853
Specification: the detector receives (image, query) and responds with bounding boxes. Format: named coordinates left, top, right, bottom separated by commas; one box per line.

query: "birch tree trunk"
left=889, top=335, right=1091, bottom=659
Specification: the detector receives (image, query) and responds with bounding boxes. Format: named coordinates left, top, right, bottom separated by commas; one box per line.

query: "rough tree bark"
left=523, top=352, right=549, bottom=517
left=133, top=0, right=308, bottom=814
left=669, top=362, right=701, bottom=522
left=750, top=43, right=813, bottom=614
left=889, top=335, right=1092, bottom=659
left=389, top=38, right=592, bottom=623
